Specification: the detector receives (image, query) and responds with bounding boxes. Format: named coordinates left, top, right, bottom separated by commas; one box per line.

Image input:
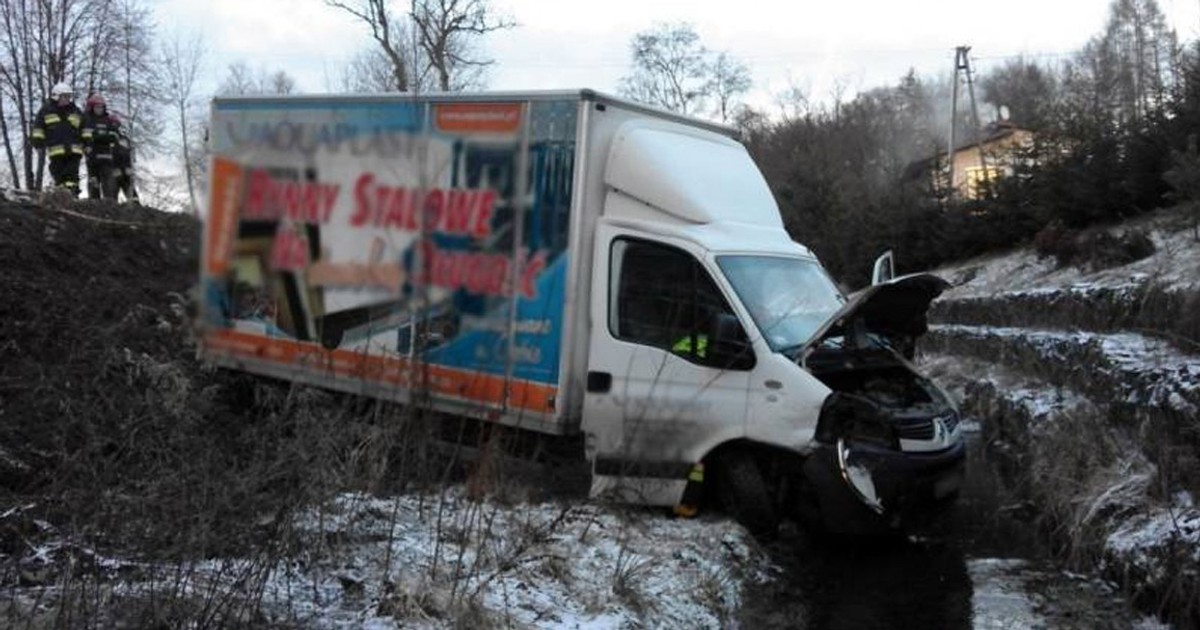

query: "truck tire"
left=716, top=452, right=780, bottom=539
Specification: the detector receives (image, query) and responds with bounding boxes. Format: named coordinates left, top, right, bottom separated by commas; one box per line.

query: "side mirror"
left=707, top=313, right=756, bottom=370
left=871, top=250, right=895, bottom=285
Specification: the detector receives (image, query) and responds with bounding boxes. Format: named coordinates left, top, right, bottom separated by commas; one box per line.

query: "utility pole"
left=946, top=46, right=988, bottom=201
left=947, top=49, right=961, bottom=198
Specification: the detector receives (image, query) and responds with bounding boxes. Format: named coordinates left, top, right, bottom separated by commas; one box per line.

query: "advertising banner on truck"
left=201, top=97, right=577, bottom=418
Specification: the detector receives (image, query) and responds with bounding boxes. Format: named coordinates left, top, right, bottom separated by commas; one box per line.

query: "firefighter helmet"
left=86, top=93, right=106, bottom=110
left=50, top=82, right=72, bottom=99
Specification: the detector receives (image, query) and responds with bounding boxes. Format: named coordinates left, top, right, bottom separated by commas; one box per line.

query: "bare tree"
left=160, top=32, right=205, bottom=215
left=619, top=22, right=710, bottom=116
left=774, top=80, right=812, bottom=123
left=0, top=0, right=95, bottom=188
left=708, top=51, right=751, bottom=124
left=78, top=1, right=121, bottom=95
left=0, top=0, right=160, bottom=190
left=409, top=0, right=513, bottom=91
left=218, top=62, right=299, bottom=95
left=337, top=48, right=398, bottom=92
left=109, top=0, right=162, bottom=155
left=618, top=22, right=753, bottom=121
left=0, top=94, right=15, bottom=188
left=325, top=0, right=415, bottom=91
left=1106, top=0, right=1177, bottom=119
left=1065, top=0, right=1180, bottom=131
left=218, top=61, right=257, bottom=96
left=269, top=70, right=297, bottom=95
left=326, top=0, right=510, bottom=93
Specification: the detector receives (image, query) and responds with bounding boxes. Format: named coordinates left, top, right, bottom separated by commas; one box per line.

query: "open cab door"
left=871, top=250, right=895, bottom=286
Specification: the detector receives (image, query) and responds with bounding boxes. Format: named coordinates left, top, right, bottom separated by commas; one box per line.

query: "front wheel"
left=715, top=452, right=780, bottom=539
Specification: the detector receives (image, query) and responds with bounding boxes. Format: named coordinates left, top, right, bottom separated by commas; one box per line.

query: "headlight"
left=815, top=392, right=899, bottom=450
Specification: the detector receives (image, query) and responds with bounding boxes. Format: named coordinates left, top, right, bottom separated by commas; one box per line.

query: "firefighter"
left=110, top=114, right=139, bottom=203
left=81, top=93, right=119, bottom=199
left=30, top=83, right=85, bottom=196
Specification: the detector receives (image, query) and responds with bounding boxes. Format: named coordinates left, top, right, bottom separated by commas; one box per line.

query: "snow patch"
left=2, top=491, right=773, bottom=628
left=968, top=559, right=1041, bottom=629
left=1134, top=615, right=1175, bottom=630
left=267, top=490, right=771, bottom=628
left=919, top=353, right=1093, bottom=424
left=930, top=324, right=1200, bottom=414
left=937, top=209, right=1200, bottom=297
left=0, top=187, right=36, bottom=203
left=1105, top=495, right=1200, bottom=584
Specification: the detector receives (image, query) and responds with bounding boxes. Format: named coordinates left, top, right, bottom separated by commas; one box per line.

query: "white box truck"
left=199, top=90, right=964, bottom=535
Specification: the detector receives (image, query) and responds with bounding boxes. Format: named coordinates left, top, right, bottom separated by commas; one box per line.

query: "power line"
left=490, top=47, right=1081, bottom=71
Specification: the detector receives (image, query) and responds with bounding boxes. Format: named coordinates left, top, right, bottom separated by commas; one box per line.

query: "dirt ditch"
left=737, top=426, right=1163, bottom=629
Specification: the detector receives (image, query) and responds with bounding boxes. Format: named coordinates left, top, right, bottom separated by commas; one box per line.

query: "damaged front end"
left=803, top=389, right=965, bottom=534
left=798, top=274, right=966, bottom=534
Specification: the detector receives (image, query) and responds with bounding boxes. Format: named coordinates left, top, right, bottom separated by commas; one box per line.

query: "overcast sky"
left=152, top=0, right=1200, bottom=112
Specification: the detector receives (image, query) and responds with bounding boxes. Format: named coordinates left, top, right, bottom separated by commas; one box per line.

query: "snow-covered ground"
left=3, top=491, right=776, bottom=629
left=926, top=352, right=1200, bottom=580
left=920, top=354, right=1096, bottom=425
left=264, top=491, right=774, bottom=629
left=969, top=559, right=1171, bottom=630
left=1105, top=493, right=1200, bottom=586
left=920, top=207, right=1200, bottom=628
left=936, top=210, right=1200, bottom=297
left=929, top=324, right=1200, bottom=413
left=8, top=476, right=1185, bottom=628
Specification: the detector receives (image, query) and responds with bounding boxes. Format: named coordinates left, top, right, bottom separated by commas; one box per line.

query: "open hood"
left=801, top=273, right=950, bottom=357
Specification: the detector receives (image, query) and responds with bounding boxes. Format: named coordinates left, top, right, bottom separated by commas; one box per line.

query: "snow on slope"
left=245, top=491, right=772, bottom=628
left=921, top=207, right=1200, bottom=627
left=935, top=210, right=1200, bottom=298
left=929, top=324, right=1200, bottom=413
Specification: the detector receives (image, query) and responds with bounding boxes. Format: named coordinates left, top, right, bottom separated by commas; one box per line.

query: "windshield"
left=717, top=255, right=846, bottom=352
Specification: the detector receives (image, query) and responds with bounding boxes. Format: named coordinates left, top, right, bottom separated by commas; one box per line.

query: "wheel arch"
left=701, top=439, right=806, bottom=499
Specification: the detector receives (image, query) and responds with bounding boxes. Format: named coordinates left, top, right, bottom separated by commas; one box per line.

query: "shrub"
left=1033, top=222, right=1156, bottom=271
left=1034, top=220, right=1080, bottom=267
left=1077, top=229, right=1157, bottom=271
left=1163, top=134, right=1200, bottom=240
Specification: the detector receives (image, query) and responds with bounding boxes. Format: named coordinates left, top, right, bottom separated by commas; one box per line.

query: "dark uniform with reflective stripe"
left=30, top=101, right=84, bottom=194
left=82, top=109, right=119, bottom=199
left=112, top=125, right=138, bottom=202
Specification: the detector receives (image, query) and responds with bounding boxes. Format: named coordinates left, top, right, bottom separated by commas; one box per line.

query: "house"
left=905, top=121, right=1036, bottom=200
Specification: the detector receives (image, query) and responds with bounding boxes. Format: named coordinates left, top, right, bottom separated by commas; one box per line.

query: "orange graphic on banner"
left=434, top=103, right=522, bottom=134
left=206, top=157, right=244, bottom=276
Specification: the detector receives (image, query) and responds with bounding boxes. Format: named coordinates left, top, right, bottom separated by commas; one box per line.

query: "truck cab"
left=579, top=118, right=963, bottom=535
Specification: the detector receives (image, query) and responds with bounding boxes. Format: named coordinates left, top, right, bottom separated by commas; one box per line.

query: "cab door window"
left=609, top=238, right=753, bottom=370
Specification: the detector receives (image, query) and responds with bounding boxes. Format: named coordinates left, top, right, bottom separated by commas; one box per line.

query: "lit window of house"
left=964, top=166, right=1002, bottom=199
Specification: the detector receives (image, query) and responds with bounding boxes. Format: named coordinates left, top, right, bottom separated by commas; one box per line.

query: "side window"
left=609, top=238, right=754, bottom=370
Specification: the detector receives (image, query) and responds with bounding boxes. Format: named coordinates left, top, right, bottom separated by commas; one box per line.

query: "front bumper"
left=802, top=438, right=966, bottom=534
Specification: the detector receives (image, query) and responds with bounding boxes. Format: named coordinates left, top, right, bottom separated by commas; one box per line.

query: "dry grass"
left=0, top=307, right=564, bottom=629
left=949, top=374, right=1200, bottom=628
left=611, top=541, right=656, bottom=618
